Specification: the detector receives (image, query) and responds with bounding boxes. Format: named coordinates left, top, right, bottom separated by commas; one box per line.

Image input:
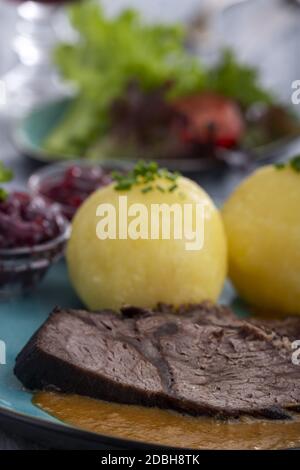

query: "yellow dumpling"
left=67, top=176, right=227, bottom=310
left=223, top=164, right=300, bottom=316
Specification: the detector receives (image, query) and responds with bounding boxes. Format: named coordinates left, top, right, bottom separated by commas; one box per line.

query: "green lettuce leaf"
left=45, top=0, right=273, bottom=158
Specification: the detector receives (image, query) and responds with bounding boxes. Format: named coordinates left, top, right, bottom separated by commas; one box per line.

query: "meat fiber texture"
left=14, top=302, right=300, bottom=420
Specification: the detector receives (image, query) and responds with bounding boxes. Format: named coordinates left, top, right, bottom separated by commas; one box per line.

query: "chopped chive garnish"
left=290, top=155, right=300, bottom=173
left=111, top=170, right=123, bottom=181
left=274, top=155, right=300, bottom=173
left=274, top=162, right=285, bottom=170
left=0, top=162, right=13, bottom=183
left=0, top=188, right=7, bottom=201
left=115, top=185, right=132, bottom=191
left=0, top=162, right=13, bottom=202
left=168, top=184, right=178, bottom=192
left=111, top=161, right=181, bottom=194
left=141, top=185, right=153, bottom=194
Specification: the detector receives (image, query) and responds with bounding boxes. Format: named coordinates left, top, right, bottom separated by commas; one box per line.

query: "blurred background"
left=0, top=0, right=300, bottom=193
left=1, top=0, right=300, bottom=105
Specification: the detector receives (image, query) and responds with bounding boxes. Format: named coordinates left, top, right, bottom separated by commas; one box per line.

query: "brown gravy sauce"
left=34, top=392, right=300, bottom=449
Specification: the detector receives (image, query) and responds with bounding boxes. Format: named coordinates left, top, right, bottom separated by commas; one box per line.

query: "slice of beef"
left=14, top=303, right=300, bottom=419
left=249, top=316, right=300, bottom=342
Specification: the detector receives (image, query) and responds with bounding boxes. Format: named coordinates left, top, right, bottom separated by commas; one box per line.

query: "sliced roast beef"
left=250, top=316, right=300, bottom=342
left=14, top=303, right=300, bottom=419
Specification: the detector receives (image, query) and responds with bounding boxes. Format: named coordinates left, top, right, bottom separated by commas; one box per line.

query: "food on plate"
left=29, top=163, right=116, bottom=220
left=42, top=0, right=296, bottom=164
left=94, top=86, right=246, bottom=162
left=0, top=162, right=67, bottom=249
left=15, top=302, right=300, bottom=420
left=0, top=162, right=69, bottom=295
left=0, top=192, right=64, bottom=249
left=250, top=315, right=300, bottom=341
left=66, top=162, right=227, bottom=310
left=170, top=92, right=245, bottom=149
left=33, top=391, right=300, bottom=450
left=222, top=156, right=300, bottom=316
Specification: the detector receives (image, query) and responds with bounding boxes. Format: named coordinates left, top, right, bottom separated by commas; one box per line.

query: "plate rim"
left=0, top=402, right=180, bottom=450
left=0, top=401, right=299, bottom=451
left=13, top=98, right=299, bottom=172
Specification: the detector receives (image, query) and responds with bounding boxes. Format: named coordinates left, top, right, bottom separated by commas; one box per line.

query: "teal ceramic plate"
left=14, top=98, right=297, bottom=173
left=0, top=259, right=250, bottom=450
left=14, top=99, right=73, bottom=164
left=0, top=262, right=183, bottom=449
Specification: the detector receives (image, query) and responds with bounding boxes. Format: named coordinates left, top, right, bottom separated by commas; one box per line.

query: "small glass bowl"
left=0, top=214, right=70, bottom=298
left=28, top=160, right=131, bottom=220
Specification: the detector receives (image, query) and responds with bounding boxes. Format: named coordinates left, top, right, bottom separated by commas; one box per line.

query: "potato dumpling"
left=223, top=164, right=300, bottom=316
left=67, top=176, right=227, bottom=310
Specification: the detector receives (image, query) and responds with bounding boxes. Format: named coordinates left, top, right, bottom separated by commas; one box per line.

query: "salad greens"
left=208, top=50, right=272, bottom=108
left=44, top=0, right=273, bottom=158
